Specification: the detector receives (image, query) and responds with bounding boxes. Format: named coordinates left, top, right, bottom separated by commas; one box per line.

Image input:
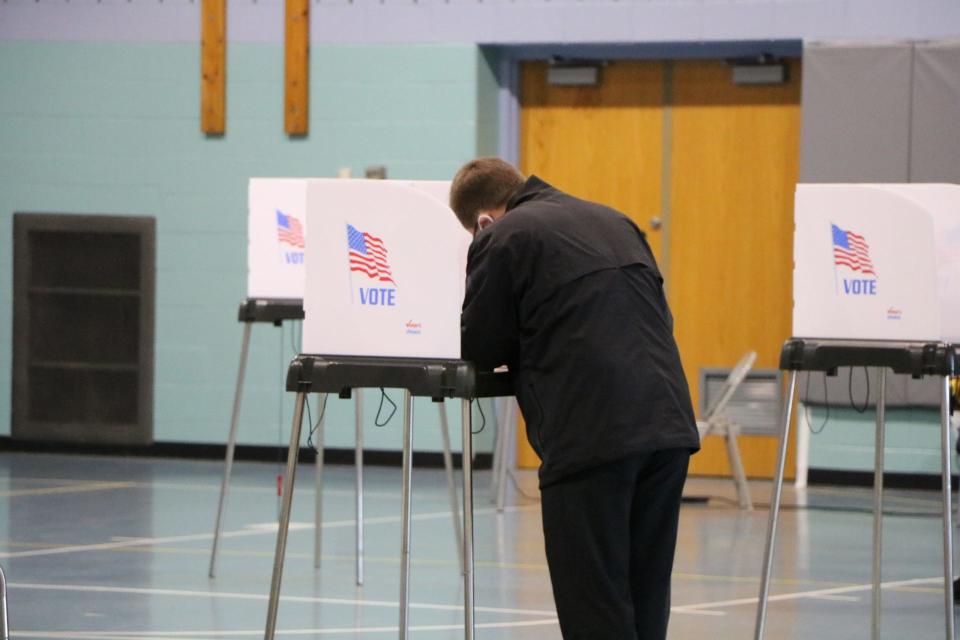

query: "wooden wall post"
left=285, top=0, right=310, bottom=135
left=201, top=0, right=226, bottom=134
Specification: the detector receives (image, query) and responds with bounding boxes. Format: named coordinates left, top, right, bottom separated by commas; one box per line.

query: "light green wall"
left=0, top=41, right=500, bottom=452
left=804, top=405, right=953, bottom=475
left=475, top=47, right=501, bottom=159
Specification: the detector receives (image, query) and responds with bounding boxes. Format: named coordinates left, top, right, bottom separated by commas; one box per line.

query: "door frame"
left=492, top=39, right=809, bottom=485
left=490, top=40, right=803, bottom=165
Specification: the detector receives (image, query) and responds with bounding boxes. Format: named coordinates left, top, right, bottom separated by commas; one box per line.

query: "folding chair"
left=697, top=351, right=757, bottom=510
left=490, top=396, right=522, bottom=511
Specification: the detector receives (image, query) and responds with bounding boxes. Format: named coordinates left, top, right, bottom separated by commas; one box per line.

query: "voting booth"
left=301, top=179, right=471, bottom=358
left=755, top=184, right=960, bottom=640
left=262, top=179, right=509, bottom=640
left=209, top=179, right=309, bottom=578
left=212, top=178, right=475, bottom=586
left=793, top=184, right=960, bottom=343
left=301, top=179, right=471, bottom=588
left=217, top=177, right=477, bottom=587
left=247, top=178, right=309, bottom=300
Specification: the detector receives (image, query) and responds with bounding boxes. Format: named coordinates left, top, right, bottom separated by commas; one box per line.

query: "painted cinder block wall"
left=0, top=41, right=500, bottom=452
left=1, top=0, right=958, bottom=467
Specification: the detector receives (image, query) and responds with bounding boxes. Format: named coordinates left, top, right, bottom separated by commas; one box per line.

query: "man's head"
left=450, top=157, right=525, bottom=235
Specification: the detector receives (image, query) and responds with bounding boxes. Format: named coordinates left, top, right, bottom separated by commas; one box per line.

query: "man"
left=451, top=157, right=700, bottom=640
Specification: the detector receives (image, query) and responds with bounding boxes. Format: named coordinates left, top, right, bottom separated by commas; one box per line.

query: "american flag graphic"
left=347, top=224, right=396, bottom=285
left=832, top=223, right=876, bottom=276
left=276, top=210, right=305, bottom=248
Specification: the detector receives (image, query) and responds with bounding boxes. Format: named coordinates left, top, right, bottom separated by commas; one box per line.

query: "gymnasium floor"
left=0, top=451, right=955, bottom=639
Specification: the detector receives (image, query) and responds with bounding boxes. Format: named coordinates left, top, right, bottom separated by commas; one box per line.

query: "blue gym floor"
left=0, top=451, right=955, bottom=639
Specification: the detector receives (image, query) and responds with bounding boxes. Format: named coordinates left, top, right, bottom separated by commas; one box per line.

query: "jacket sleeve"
left=629, top=221, right=674, bottom=332
left=460, top=231, right=521, bottom=371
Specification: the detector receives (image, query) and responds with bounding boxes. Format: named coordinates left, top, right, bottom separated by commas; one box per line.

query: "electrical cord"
left=806, top=366, right=874, bottom=434
left=289, top=319, right=301, bottom=356
left=472, top=399, right=486, bottom=435
left=369, top=390, right=486, bottom=436
left=849, top=366, right=871, bottom=414
left=804, top=372, right=831, bottom=434
left=278, top=325, right=285, bottom=456
left=276, top=324, right=287, bottom=516
left=305, top=393, right=311, bottom=432
left=305, top=393, right=328, bottom=450
left=375, top=388, right=397, bottom=427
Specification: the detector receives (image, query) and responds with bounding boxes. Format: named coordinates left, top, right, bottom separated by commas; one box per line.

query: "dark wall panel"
left=797, top=40, right=954, bottom=410
left=910, top=40, right=960, bottom=182
left=12, top=214, right=155, bottom=446
left=800, top=41, right=913, bottom=182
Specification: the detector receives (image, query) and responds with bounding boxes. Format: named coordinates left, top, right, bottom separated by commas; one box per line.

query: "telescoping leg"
left=490, top=399, right=503, bottom=500
left=264, top=391, right=307, bottom=640
left=753, top=371, right=799, bottom=640
left=496, top=400, right=516, bottom=513
left=872, top=368, right=887, bottom=640
left=399, top=391, right=415, bottom=640
left=462, top=399, right=476, bottom=640
left=941, top=375, right=955, bottom=640
left=313, top=394, right=327, bottom=570
left=438, top=400, right=465, bottom=573
left=209, top=322, right=253, bottom=578
left=725, top=424, right=753, bottom=511
left=355, top=390, right=365, bottom=585
left=0, top=564, right=9, bottom=640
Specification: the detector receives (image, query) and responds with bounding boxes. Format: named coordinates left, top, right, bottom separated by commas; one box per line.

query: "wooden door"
left=516, top=58, right=801, bottom=478
left=517, top=61, right=665, bottom=468
left=668, top=60, right=800, bottom=478
left=519, top=61, right=666, bottom=260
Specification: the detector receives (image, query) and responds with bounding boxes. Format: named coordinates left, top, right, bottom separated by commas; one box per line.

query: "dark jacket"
left=461, top=176, right=700, bottom=487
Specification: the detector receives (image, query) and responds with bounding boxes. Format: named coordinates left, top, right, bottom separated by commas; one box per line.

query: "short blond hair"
left=449, top=157, right=525, bottom=231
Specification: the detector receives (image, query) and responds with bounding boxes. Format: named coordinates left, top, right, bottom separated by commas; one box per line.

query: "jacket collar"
left=505, top=175, right=553, bottom=212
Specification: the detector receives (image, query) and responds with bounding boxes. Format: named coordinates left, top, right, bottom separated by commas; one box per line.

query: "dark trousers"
left=540, top=448, right=690, bottom=640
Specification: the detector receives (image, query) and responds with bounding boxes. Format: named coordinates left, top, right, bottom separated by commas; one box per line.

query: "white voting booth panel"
left=247, top=178, right=308, bottom=299
left=794, top=184, right=960, bottom=342
left=302, top=179, right=471, bottom=359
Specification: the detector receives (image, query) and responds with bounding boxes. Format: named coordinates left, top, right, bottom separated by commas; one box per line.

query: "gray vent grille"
left=700, top=368, right=782, bottom=436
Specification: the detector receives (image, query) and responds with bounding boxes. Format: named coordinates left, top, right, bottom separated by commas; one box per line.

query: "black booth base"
left=237, top=298, right=304, bottom=324
left=9, top=437, right=955, bottom=490
left=285, top=355, right=513, bottom=399
left=808, top=467, right=959, bottom=491
left=0, top=437, right=493, bottom=470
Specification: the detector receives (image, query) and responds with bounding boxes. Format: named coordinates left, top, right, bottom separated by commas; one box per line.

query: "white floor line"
left=8, top=582, right=557, bottom=617
left=0, top=504, right=540, bottom=560
left=0, top=528, right=272, bottom=560
left=0, top=481, right=135, bottom=498
left=16, top=618, right=560, bottom=639
left=18, top=635, right=195, bottom=640
left=669, top=608, right=727, bottom=617
left=809, top=594, right=862, bottom=602
left=10, top=476, right=483, bottom=501
left=671, top=576, right=942, bottom=615
left=139, top=482, right=415, bottom=501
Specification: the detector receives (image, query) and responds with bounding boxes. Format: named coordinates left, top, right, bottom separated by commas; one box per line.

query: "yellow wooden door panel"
left=514, top=59, right=801, bottom=479
left=516, top=414, right=540, bottom=469
left=668, top=59, right=801, bottom=478
left=516, top=61, right=665, bottom=469
left=520, top=61, right=665, bottom=260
